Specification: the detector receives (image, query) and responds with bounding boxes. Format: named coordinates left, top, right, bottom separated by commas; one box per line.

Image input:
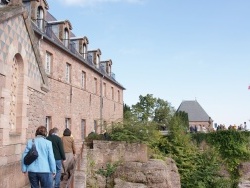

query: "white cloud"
left=57, top=0, right=144, bottom=6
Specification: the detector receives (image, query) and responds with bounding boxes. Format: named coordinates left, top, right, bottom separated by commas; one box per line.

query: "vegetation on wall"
left=192, top=130, right=250, bottom=182
left=86, top=94, right=250, bottom=188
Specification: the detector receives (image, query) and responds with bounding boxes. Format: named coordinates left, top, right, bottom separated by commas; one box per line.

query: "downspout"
left=100, top=74, right=104, bottom=132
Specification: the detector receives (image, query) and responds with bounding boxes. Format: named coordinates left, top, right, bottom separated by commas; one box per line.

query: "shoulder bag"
left=24, top=139, right=39, bottom=165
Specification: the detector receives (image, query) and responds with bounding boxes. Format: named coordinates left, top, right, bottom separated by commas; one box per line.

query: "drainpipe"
left=100, top=75, right=104, bottom=132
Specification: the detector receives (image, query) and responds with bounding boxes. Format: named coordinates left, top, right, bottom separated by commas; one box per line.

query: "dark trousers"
left=28, top=172, right=53, bottom=188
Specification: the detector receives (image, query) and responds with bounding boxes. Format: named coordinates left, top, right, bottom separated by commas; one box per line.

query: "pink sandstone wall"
left=0, top=1, right=124, bottom=187
left=88, top=140, right=148, bottom=169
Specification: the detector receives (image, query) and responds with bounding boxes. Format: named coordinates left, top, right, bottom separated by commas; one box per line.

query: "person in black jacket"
left=47, top=127, right=66, bottom=188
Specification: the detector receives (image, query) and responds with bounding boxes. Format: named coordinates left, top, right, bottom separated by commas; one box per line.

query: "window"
left=81, top=71, right=86, bottom=89
left=45, top=52, right=51, bottom=74
left=64, top=29, right=69, bottom=48
left=118, top=90, right=120, bottom=102
left=94, top=120, right=97, bottom=133
left=81, top=119, right=86, bottom=140
left=37, top=6, right=44, bottom=29
left=65, top=118, right=71, bottom=129
left=83, top=45, right=87, bottom=59
left=96, top=55, right=100, bottom=68
left=108, top=64, right=111, bottom=76
left=94, top=78, right=97, bottom=94
left=103, top=83, right=106, bottom=97
left=66, top=63, right=71, bottom=83
left=111, top=87, right=114, bottom=100
left=45, top=116, right=51, bottom=131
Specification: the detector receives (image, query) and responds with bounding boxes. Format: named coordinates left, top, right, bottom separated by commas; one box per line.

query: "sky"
left=47, top=0, right=250, bottom=128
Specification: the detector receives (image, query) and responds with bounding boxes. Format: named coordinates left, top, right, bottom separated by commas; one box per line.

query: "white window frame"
left=37, top=6, right=44, bottom=29
left=118, top=90, right=120, bottom=102
left=45, top=52, right=51, bottom=74
left=65, top=118, right=71, bottom=129
left=66, top=63, right=71, bottom=83
left=96, top=55, right=100, bottom=68
left=83, top=45, right=87, bottom=59
left=81, top=71, right=86, bottom=89
left=45, top=116, right=51, bottom=131
left=94, top=78, right=97, bottom=94
left=111, top=86, right=114, bottom=100
left=64, top=29, right=69, bottom=48
left=103, top=82, right=106, bottom=97
left=81, top=119, right=86, bottom=140
left=94, top=120, right=97, bottom=133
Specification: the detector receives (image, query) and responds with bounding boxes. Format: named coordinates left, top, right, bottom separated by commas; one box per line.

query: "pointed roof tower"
left=177, top=100, right=211, bottom=122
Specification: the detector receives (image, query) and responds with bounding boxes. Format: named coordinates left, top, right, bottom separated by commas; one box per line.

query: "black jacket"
left=47, top=134, right=66, bottom=160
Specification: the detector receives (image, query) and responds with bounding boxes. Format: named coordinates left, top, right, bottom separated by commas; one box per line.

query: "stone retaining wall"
left=90, top=140, right=148, bottom=168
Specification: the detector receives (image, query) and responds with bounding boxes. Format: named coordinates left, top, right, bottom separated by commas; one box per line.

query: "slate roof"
left=38, top=11, right=125, bottom=89
left=176, top=100, right=211, bottom=122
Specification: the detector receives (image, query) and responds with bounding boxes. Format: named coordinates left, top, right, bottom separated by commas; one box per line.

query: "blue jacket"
left=21, top=136, right=56, bottom=173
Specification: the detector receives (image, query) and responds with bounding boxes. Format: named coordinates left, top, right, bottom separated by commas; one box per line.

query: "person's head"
left=63, top=128, right=71, bottom=136
left=48, top=128, right=54, bottom=136
left=35, top=126, right=47, bottom=137
left=53, top=127, right=59, bottom=134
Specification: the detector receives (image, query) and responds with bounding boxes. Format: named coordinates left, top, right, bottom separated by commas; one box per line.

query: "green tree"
left=131, top=94, right=174, bottom=126
left=175, top=110, right=189, bottom=128
left=161, top=116, right=231, bottom=188
left=123, top=104, right=134, bottom=121
left=154, top=98, right=174, bottom=130
left=132, top=94, right=156, bottom=122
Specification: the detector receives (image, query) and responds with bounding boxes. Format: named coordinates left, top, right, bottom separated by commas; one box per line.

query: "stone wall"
left=90, top=140, right=148, bottom=168
left=86, top=141, right=181, bottom=188
left=0, top=1, right=124, bottom=187
left=0, top=161, right=28, bottom=188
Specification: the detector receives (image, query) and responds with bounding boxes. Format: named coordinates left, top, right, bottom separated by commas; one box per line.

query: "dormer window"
left=37, top=6, right=44, bottom=30
left=108, top=64, right=111, bottom=76
left=96, top=55, right=100, bottom=68
left=88, top=49, right=101, bottom=68
left=64, top=29, right=69, bottom=48
left=83, top=44, right=87, bottom=59
left=105, top=60, right=112, bottom=76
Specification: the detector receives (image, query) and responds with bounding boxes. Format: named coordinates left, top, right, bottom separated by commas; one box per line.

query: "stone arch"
left=9, top=53, right=24, bottom=133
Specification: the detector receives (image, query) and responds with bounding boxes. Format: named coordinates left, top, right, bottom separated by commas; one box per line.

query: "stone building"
left=176, top=100, right=213, bottom=132
left=0, top=0, right=124, bottom=187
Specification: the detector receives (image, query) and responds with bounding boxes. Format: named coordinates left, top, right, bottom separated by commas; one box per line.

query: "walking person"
left=61, top=128, right=76, bottom=179
left=21, top=126, right=56, bottom=188
left=47, top=127, right=66, bottom=188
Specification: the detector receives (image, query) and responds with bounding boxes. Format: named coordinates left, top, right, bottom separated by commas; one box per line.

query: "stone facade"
left=91, top=140, right=148, bottom=167
left=0, top=1, right=124, bottom=187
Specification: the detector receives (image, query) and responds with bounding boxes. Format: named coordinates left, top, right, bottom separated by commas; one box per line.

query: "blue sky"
left=48, top=0, right=250, bottom=127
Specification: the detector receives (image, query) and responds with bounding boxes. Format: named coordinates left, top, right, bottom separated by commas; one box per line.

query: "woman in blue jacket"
left=21, top=126, right=56, bottom=188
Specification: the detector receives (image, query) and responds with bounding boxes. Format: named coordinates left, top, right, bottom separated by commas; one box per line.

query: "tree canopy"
left=124, top=94, right=174, bottom=129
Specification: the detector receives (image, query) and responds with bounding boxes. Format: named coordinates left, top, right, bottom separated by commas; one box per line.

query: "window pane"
left=45, top=52, right=51, bottom=74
